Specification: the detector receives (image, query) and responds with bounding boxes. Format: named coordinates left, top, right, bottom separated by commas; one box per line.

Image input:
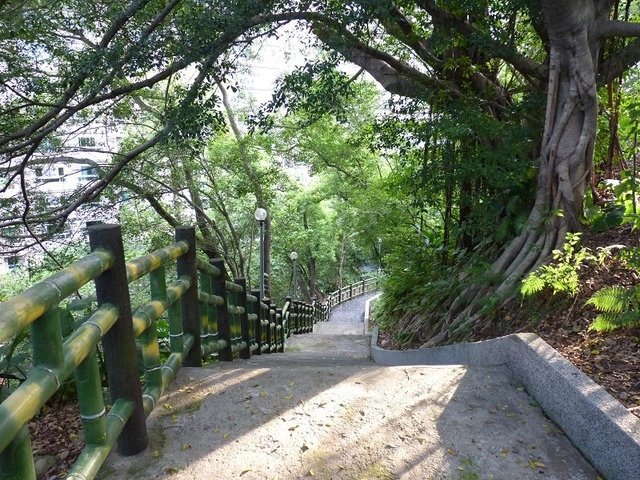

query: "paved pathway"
left=102, top=294, right=598, bottom=479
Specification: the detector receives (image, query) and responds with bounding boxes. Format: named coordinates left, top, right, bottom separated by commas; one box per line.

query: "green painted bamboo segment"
left=142, top=268, right=165, bottom=393
left=0, top=425, right=35, bottom=480
left=64, top=306, right=118, bottom=371
left=0, top=306, right=117, bottom=454
left=202, top=339, right=227, bottom=356
left=211, top=257, right=232, bottom=361
left=199, top=268, right=213, bottom=355
left=196, top=258, right=221, bottom=278
left=198, top=291, right=225, bottom=306
left=168, top=288, right=184, bottom=354
left=159, top=333, right=195, bottom=389
left=126, top=241, right=188, bottom=283
left=74, top=346, right=107, bottom=446
left=231, top=341, right=248, bottom=354
left=204, top=270, right=217, bottom=354
left=66, top=398, right=134, bottom=480
left=31, top=307, right=64, bottom=370
left=246, top=294, right=258, bottom=303
left=0, top=249, right=113, bottom=343
left=225, top=280, right=243, bottom=293
left=0, top=367, right=61, bottom=452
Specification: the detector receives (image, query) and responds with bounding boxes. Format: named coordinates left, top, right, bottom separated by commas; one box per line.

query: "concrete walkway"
left=102, top=295, right=599, bottom=479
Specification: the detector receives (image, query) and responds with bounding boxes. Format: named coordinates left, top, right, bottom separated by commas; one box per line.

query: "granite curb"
left=370, top=325, right=640, bottom=480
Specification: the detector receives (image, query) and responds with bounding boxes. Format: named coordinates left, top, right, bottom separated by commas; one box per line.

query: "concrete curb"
left=363, top=293, right=381, bottom=334
left=370, top=327, right=640, bottom=480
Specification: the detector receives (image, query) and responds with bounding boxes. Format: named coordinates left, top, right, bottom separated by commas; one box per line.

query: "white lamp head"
left=289, top=251, right=298, bottom=261
left=254, top=207, right=267, bottom=221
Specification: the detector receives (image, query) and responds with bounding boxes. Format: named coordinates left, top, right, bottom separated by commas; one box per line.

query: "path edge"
left=370, top=324, right=640, bottom=479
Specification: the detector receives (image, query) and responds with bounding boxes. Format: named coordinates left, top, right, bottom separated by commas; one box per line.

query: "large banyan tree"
left=284, top=0, right=640, bottom=343
left=2, top=0, right=640, bottom=342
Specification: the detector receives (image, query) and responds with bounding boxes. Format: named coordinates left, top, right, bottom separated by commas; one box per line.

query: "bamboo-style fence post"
left=88, top=224, right=147, bottom=456
left=285, top=296, right=292, bottom=336
left=252, top=288, right=263, bottom=355
left=270, top=300, right=277, bottom=352
left=236, top=278, right=251, bottom=360
left=199, top=266, right=213, bottom=356
left=276, top=307, right=284, bottom=352
left=265, top=298, right=273, bottom=353
left=211, top=258, right=233, bottom=362
left=143, top=267, right=165, bottom=398
left=176, top=227, right=200, bottom=368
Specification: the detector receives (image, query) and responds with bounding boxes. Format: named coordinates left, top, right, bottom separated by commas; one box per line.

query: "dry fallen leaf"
left=528, top=459, right=546, bottom=470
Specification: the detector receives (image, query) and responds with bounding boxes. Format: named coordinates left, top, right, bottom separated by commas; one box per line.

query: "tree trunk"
left=302, top=208, right=318, bottom=297
left=425, top=0, right=608, bottom=345
left=218, top=82, right=271, bottom=295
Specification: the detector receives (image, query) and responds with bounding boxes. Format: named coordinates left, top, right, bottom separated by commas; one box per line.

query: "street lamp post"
left=289, top=251, right=298, bottom=299
left=254, top=207, right=268, bottom=300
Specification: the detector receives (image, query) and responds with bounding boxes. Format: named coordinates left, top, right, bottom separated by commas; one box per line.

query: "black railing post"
left=312, top=297, right=317, bottom=325
left=252, top=288, right=262, bottom=355
left=212, top=258, right=233, bottom=362
left=293, top=301, right=300, bottom=334
left=88, top=224, right=147, bottom=456
left=264, top=297, right=272, bottom=353
left=285, top=296, right=292, bottom=337
left=175, top=227, right=201, bottom=367
left=269, top=302, right=278, bottom=352
left=276, top=307, right=284, bottom=352
left=236, top=278, right=251, bottom=360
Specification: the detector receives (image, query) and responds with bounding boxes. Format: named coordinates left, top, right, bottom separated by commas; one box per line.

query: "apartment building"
left=0, top=121, right=123, bottom=274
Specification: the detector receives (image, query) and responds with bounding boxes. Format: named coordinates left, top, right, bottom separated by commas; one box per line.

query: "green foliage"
left=520, top=233, right=609, bottom=297
left=586, top=286, right=640, bottom=332
left=586, top=244, right=640, bottom=332
left=0, top=328, right=30, bottom=402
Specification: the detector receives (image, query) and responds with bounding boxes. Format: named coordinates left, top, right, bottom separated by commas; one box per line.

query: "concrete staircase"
left=101, top=293, right=597, bottom=480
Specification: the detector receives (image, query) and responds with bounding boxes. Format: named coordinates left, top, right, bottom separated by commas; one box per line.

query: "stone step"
left=313, top=321, right=365, bottom=335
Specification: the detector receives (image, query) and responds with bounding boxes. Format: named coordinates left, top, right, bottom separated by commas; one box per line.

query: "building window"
left=80, top=167, right=99, bottom=179
left=58, top=167, right=64, bottom=176
left=79, top=137, right=96, bottom=147
left=35, top=167, right=43, bottom=177
left=7, top=256, right=19, bottom=270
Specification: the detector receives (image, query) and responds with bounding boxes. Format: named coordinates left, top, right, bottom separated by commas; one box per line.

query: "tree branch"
left=597, top=19, right=640, bottom=39
left=598, top=37, right=640, bottom=85
left=414, top=0, right=547, bottom=81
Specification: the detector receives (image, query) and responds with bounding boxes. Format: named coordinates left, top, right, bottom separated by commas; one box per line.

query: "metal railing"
left=324, top=277, right=379, bottom=316
left=0, top=224, right=317, bottom=480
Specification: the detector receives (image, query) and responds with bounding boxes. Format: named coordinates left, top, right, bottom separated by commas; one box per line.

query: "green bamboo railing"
left=0, top=223, right=317, bottom=480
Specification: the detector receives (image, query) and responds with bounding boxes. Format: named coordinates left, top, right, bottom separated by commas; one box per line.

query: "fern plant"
left=586, top=286, right=640, bottom=332
left=520, top=232, right=609, bottom=297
